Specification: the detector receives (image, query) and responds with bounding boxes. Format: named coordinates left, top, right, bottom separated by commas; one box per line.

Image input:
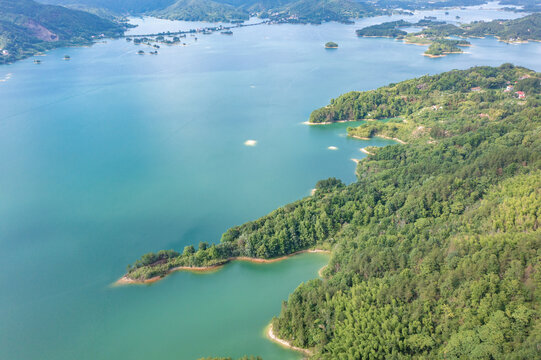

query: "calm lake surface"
left=1, top=4, right=540, bottom=359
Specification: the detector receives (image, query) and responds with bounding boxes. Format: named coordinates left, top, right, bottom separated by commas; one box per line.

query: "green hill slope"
left=126, top=64, right=541, bottom=358
left=0, top=0, right=126, bottom=64
left=150, top=0, right=249, bottom=22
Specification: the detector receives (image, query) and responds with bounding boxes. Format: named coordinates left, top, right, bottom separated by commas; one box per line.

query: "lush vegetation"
left=0, top=0, right=126, bottom=64
left=150, top=0, right=249, bottom=22
left=424, top=38, right=469, bottom=56
left=263, top=0, right=382, bottom=25
left=273, top=64, right=541, bottom=358
left=417, top=13, right=541, bottom=42
left=355, top=20, right=409, bottom=38
left=310, top=63, right=537, bottom=124
left=373, top=0, right=487, bottom=11
left=128, top=65, right=540, bottom=357
left=355, top=14, right=540, bottom=59
left=325, top=41, right=338, bottom=48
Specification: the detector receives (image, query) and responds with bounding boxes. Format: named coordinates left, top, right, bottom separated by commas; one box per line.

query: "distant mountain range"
left=36, top=0, right=540, bottom=24
left=150, top=0, right=250, bottom=22
left=0, top=0, right=126, bottom=64
left=39, top=0, right=385, bottom=23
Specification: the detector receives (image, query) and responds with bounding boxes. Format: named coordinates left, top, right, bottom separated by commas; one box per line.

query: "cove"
left=0, top=4, right=540, bottom=360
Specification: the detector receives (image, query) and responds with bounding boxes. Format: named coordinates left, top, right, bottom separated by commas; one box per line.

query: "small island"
left=423, top=39, right=470, bottom=57
left=325, top=41, right=339, bottom=49
left=63, top=55, right=70, bottom=60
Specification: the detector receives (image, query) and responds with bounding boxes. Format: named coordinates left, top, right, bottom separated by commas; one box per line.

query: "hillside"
left=0, top=0, right=126, bottom=64
left=150, top=0, right=249, bottom=22
left=37, top=0, right=177, bottom=14
left=125, top=64, right=540, bottom=357
left=41, top=0, right=383, bottom=24
left=267, top=0, right=381, bottom=24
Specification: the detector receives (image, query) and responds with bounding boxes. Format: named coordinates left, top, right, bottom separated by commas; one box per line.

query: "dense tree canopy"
left=127, top=65, right=540, bottom=358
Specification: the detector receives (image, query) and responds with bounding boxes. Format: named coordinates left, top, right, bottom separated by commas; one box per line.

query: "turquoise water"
left=1, top=6, right=540, bottom=360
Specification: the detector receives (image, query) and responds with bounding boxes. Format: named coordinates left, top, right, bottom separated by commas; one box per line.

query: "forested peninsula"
left=124, top=64, right=540, bottom=358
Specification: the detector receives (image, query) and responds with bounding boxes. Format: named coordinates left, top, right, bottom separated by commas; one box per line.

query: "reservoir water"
left=1, top=4, right=540, bottom=359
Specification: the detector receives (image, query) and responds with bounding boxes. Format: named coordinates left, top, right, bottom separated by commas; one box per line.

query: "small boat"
left=34, top=59, right=41, bottom=64
left=63, top=55, right=70, bottom=60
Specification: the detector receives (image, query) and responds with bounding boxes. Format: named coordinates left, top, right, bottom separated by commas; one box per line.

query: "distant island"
left=423, top=38, right=470, bottom=57
left=356, top=13, right=541, bottom=57
left=325, top=41, right=338, bottom=48
left=355, top=19, right=444, bottom=38
left=416, top=12, right=541, bottom=43
left=123, top=65, right=541, bottom=358
left=0, top=0, right=127, bottom=64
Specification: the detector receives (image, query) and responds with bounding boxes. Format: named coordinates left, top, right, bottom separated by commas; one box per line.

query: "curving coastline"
left=115, top=249, right=331, bottom=286
left=266, top=323, right=313, bottom=356
left=318, top=264, right=328, bottom=278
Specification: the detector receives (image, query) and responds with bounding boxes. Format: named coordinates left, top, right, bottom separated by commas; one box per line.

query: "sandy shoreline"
left=318, top=265, right=328, bottom=278
left=266, top=323, right=313, bottom=356
left=349, top=135, right=370, bottom=140
left=403, top=40, right=430, bottom=46
left=423, top=51, right=463, bottom=58
left=303, top=119, right=356, bottom=125
left=360, top=147, right=374, bottom=155
left=115, top=249, right=331, bottom=286
left=377, top=135, right=407, bottom=144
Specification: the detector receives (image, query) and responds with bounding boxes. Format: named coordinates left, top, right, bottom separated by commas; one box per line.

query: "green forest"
left=424, top=39, right=469, bottom=56
left=0, top=0, right=126, bottom=64
left=355, top=19, right=445, bottom=38
left=416, top=13, right=541, bottom=41
left=126, top=64, right=540, bottom=358
left=355, top=14, right=541, bottom=59
left=355, top=20, right=410, bottom=37
left=150, top=0, right=249, bottom=22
